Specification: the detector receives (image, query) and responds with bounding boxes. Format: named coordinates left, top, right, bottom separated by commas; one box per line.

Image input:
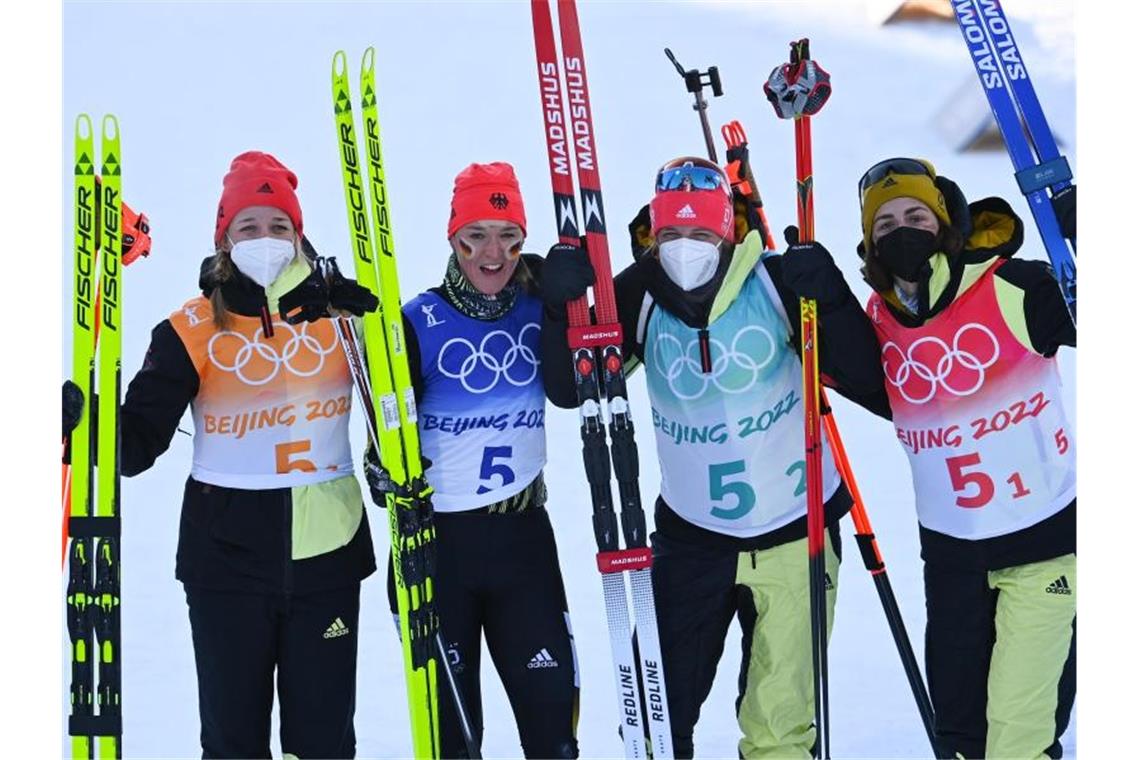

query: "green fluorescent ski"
left=360, top=48, right=441, bottom=754
left=96, top=114, right=123, bottom=760
left=331, top=49, right=440, bottom=758
left=71, top=115, right=96, bottom=544
left=69, top=113, right=97, bottom=760
left=96, top=116, right=120, bottom=520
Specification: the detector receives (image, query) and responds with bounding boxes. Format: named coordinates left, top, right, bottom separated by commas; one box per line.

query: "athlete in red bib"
left=781, top=157, right=1076, bottom=759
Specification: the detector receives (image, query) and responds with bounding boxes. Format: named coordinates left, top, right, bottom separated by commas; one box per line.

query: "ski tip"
left=333, top=50, right=347, bottom=77
left=75, top=113, right=92, bottom=139
left=101, top=114, right=119, bottom=141
left=361, top=47, right=375, bottom=74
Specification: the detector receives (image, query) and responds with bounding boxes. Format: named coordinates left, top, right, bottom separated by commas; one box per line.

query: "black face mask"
left=874, top=226, right=939, bottom=283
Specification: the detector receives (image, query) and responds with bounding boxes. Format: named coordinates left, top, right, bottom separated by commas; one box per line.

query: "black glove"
left=363, top=445, right=396, bottom=506
left=780, top=226, right=850, bottom=310
left=363, top=446, right=433, bottom=506
left=63, top=380, right=84, bottom=440
left=1051, top=185, right=1076, bottom=241
left=325, top=257, right=379, bottom=317
left=724, top=140, right=752, bottom=194
left=541, top=243, right=596, bottom=308
left=278, top=264, right=330, bottom=324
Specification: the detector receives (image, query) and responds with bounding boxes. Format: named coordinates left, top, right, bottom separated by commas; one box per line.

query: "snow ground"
left=61, top=2, right=1075, bottom=757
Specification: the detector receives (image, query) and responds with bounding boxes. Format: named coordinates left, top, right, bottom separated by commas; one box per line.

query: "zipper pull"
left=260, top=303, right=275, bottom=338
left=698, top=328, right=713, bottom=374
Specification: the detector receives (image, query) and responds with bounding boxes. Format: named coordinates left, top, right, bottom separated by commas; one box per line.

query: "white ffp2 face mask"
left=658, top=238, right=721, bottom=291
left=229, top=236, right=296, bottom=288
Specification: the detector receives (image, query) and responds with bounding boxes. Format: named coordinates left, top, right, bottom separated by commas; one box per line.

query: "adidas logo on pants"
left=527, top=648, right=559, bottom=669
left=1045, top=576, right=1072, bottom=595
left=323, top=617, right=351, bottom=639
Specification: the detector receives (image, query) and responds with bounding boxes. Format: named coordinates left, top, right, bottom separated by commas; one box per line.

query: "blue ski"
left=953, top=0, right=1076, bottom=320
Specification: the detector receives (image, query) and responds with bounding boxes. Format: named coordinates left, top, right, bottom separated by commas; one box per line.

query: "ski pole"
left=764, top=37, right=833, bottom=759
left=435, top=632, right=481, bottom=759
left=664, top=48, right=722, bottom=162
left=820, top=390, right=937, bottom=756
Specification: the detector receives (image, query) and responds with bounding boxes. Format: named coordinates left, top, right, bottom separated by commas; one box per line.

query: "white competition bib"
left=645, top=270, right=839, bottom=537
left=170, top=297, right=354, bottom=489
left=405, top=292, right=547, bottom=512
left=868, top=263, right=1075, bottom=539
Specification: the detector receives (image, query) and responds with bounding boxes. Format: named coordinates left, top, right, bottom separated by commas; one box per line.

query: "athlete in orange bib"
left=62, top=151, right=379, bottom=758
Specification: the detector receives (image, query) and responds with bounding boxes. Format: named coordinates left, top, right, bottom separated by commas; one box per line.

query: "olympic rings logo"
left=207, top=321, right=339, bottom=386
left=438, top=322, right=541, bottom=394
left=881, top=323, right=1000, bottom=405
left=653, top=325, right=777, bottom=401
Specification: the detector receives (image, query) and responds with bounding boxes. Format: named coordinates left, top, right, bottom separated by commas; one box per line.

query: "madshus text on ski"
left=63, top=0, right=1076, bottom=758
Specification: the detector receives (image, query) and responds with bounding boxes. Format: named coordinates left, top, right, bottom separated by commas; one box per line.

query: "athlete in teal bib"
left=542, top=156, right=884, bottom=758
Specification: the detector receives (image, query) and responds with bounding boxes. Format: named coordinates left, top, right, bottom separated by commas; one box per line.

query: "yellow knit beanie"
left=860, top=158, right=951, bottom=251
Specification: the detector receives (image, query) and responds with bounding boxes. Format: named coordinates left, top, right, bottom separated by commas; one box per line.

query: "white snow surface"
left=62, top=2, right=1076, bottom=758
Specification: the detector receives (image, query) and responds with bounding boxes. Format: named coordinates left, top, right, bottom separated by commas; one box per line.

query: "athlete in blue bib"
left=541, top=157, right=883, bottom=759
left=367, top=162, right=579, bottom=759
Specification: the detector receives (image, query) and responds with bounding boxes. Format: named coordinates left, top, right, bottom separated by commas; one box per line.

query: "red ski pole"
left=765, top=37, right=833, bottom=758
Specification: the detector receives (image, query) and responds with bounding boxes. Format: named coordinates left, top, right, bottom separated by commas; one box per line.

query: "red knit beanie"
left=214, top=151, right=303, bottom=245
left=447, top=162, right=527, bottom=238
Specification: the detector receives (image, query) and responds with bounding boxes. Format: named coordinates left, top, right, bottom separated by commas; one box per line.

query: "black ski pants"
left=184, top=582, right=361, bottom=759
left=388, top=506, right=579, bottom=759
